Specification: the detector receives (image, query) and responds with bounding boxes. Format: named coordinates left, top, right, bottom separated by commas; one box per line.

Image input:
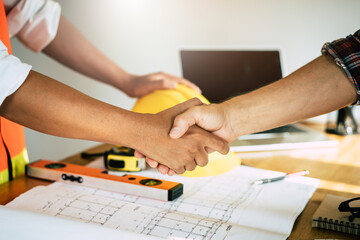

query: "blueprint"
left=6, top=166, right=319, bottom=240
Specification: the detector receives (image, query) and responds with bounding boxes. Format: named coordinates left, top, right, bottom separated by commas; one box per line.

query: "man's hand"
left=133, top=98, right=229, bottom=174
left=169, top=102, right=237, bottom=142
left=134, top=154, right=176, bottom=176
left=134, top=100, right=236, bottom=176
left=121, top=72, right=201, bottom=98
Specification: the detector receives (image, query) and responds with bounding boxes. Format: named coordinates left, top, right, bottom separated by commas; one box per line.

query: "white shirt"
left=0, top=0, right=61, bottom=106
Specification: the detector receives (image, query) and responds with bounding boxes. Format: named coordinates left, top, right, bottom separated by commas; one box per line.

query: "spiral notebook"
left=312, top=194, right=360, bottom=236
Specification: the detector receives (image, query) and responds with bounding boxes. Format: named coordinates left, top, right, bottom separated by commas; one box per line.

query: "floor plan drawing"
left=7, top=166, right=319, bottom=240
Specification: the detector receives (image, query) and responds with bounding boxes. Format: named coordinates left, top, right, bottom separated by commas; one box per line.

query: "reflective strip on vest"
left=0, top=0, right=29, bottom=184
left=11, top=148, right=29, bottom=178
left=0, top=149, right=28, bottom=184
left=0, top=168, right=9, bottom=184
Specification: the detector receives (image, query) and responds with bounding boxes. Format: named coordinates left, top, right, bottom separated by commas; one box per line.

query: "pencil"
left=252, top=170, right=310, bottom=185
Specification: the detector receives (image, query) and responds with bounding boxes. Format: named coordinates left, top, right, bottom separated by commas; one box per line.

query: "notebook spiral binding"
left=312, top=216, right=360, bottom=236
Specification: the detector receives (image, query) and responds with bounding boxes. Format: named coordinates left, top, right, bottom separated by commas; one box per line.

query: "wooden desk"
left=1, top=125, right=359, bottom=239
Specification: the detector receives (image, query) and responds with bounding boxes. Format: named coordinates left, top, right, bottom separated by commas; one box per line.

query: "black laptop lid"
left=181, top=50, right=283, bottom=103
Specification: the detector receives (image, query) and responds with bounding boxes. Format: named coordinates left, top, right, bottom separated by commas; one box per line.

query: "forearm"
left=223, top=55, right=357, bottom=136
left=42, top=15, right=130, bottom=89
left=42, top=15, right=201, bottom=98
left=0, top=72, right=228, bottom=173
left=0, top=71, right=138, bottom=146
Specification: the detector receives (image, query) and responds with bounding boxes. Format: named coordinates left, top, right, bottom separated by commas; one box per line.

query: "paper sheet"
left=0, top=205, right=163, bottom=240
left=6, top=166, right=319, bottom=240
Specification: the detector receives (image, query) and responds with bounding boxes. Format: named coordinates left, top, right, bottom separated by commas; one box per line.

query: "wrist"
left=221, top=95, right=256, bottom=138
left=109, top=68, right=135, bottom=90
left=218, top=101, right=239, bottom=141
left=117, top=71, right=142, bottom=97
left=109, top=110, right=152, bottom=150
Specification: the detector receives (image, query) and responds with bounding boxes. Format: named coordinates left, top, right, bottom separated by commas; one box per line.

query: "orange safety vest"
left=0, top=0, right=29, bottom=184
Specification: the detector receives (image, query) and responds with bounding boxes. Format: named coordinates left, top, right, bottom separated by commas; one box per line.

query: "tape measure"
left=81, top=146, right=146, bottom=172
left=104, top=147, right=145, bottom=172
left=26, top=160, right=183, bottom=201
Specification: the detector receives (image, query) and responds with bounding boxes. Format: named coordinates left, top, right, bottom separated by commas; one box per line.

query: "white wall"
left=10, top=0, right=360, bottom=162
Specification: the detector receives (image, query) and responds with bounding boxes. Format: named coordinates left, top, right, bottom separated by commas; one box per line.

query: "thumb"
left=169, top=107, right=199, bottom=139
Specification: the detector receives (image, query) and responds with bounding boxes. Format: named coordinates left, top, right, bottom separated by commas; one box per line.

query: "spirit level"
left=26, top=160, right=183, bottom=201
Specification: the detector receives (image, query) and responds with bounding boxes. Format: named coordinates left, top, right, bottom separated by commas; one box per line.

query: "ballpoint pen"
left=252, top=170, right=310, bottom=185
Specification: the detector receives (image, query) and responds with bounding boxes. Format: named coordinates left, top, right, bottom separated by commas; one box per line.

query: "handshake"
left=131, top=96, right=238, bottom=176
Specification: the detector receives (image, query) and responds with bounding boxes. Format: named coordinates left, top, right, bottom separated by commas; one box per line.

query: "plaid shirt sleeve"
left=322, top=30, right=360, bottom=105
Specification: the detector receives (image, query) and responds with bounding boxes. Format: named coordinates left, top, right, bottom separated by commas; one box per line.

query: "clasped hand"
left=135, top=99, right=235, bottom=176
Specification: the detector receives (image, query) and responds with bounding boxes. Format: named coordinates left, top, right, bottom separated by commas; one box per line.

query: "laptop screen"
left=180, top=50, right=283, bottom=103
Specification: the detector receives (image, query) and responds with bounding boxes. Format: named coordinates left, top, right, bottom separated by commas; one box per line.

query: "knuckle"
left=218, top=140, right=226, bottom=150
left=190, top=97, right=202, bottom=105
left=197, top=158, right=208, bottom=167
left=220, top=141, right=230, bottom=154
left=186, top=163, right=196, bottom=171
left=185, top=147, right=194, bottom=155
left=172, top=162, right=181, bottom=170
left=214, top=138, right=226, bottom=151
left=175, top=168, right=185, bottom=174
left=188, top=147, right=198, bottom=156
left=159, top=79, right=167, bottom=87
left=224, top=144, right=230, bottom=153
left=174, top=116, right=185, bottom=125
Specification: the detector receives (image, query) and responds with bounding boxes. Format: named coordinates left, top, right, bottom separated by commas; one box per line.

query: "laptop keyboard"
left=254, top=125, right=306, bottom=134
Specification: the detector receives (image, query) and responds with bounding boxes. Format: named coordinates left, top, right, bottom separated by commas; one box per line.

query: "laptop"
left=180, top=49, right=338, bottom=152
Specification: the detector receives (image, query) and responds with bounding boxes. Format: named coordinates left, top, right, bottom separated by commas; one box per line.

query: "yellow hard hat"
left=132, top=84, right=209, bottom=113
left=132, top=84, right=240, bottom=177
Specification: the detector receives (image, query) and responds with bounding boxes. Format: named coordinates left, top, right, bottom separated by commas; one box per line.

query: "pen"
left=252, top=170, right=310, bottom=185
